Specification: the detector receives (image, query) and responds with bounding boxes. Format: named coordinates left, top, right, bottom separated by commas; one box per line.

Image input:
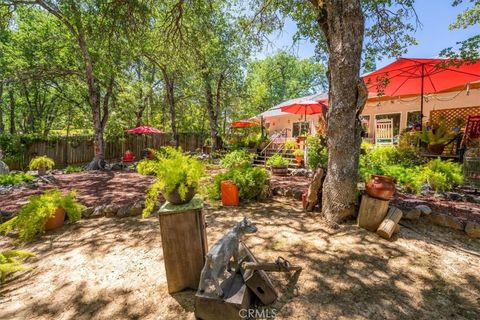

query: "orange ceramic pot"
left=295, top=155, right=303, bottom=165
left=365, top=175, right=396, bottom=200
left=44, top=207, right=66, bottom=231
left=221, top=180, right=239, bottom=206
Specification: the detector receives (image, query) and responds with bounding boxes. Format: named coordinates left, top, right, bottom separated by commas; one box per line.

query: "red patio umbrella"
left=280, top=100, right=327, bottom=122
left=363, top=58, right=480, bottom=126
left=231, top=119, right=260, bottom=128
left=125, top=125, right=163, bottom=135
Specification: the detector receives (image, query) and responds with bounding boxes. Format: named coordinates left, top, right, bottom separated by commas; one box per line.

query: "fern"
left=29, top=155, right=55, bottom=170
left=0, top=250, right=35, bottom=282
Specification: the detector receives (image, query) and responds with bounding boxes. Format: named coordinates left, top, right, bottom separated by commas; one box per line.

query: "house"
left=257, top=83, right=480, bottom=143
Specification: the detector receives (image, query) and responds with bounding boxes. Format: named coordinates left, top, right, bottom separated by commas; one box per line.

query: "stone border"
left=401, top=204, right=480, bottom=239
left=81, top=200, right=146, bottom=219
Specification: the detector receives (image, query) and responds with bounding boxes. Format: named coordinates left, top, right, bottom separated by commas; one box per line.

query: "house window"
left=361, top=115, right=371, bottom=138
left=407, top=111, right=421, bottom=128
left=292, top=122, right=310, bottom=137
left=376, top=113, right=401, bottom=136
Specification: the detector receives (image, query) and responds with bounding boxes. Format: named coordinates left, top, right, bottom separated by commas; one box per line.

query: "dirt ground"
left=1, top=197, right=479, bottom=320
left=0, top=171, right=153, bottom=213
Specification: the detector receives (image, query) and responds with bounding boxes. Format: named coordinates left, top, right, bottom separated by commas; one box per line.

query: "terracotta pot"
left=164, top=185, right=196, bottom=205
left=38, top=167, right=47, bottom=176
left=365, top=175, right=396, bottom=200
left=427, top=144, right=445, bottom=155
left=271, top=165, right=288, bottom=176
left=295, top=155, right=303, bottom=166
left=44, top=207, right=66, bottom=231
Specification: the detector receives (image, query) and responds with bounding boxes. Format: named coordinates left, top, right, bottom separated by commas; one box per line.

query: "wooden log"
left=376, top=207, right=403, bottom=239
left=393, top=224, right=400, bottom=234
left=357, top=194, right=389, bottom=232
left=305, top=167, right=325, bottom=212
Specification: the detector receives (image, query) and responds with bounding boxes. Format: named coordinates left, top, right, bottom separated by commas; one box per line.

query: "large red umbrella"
left=231, top=119, right=260, bottom=128
left=280, top=100, right=327, bottom=121
left=125, top=125, right=163, bottom=135
left=363, top=58, right=480, bottom=126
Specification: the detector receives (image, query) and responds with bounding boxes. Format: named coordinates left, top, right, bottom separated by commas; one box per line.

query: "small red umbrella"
left=125, top=125, right=163, bottom=135
left=231, top=119, right=260, bottom=128
left=280, top=100, right=327, bottom=121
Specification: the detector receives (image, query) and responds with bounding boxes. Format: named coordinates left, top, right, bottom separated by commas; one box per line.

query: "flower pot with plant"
left=143, top=148, right=204, bottom=216
left=417, top=121, right=457, bottom=155
left=0, top=189, right=83, bottom=243
left=29, top=155, right=55, bottom=176
left=293, top=149, right=304, bottom=166
left=266, top=154, right=290, bottom=176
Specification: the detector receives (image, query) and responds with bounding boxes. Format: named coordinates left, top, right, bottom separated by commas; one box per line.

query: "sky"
left=257, top=0, right=479, bottom=69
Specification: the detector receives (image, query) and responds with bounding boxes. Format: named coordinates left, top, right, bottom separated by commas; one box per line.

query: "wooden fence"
left=11, top=133, right=205, bottom=170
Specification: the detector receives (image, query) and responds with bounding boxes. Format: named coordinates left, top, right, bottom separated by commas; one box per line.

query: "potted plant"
left=0, top=189, right=83, bottom=243
left=203, top=137, right=212, bottom=154
left=266, top=154, right=290, bottom=176
left=293, top=149, right=304, bottom=166
left=143, top=148, right=204, bottom=216
left=417, top=122, right=457, bottom=155
left=29, top=155, right=55, bottom=176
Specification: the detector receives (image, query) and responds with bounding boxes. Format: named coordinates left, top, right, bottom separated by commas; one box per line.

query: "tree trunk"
left=312, top=0, right=366, bottom=223
left=161, top=68, right=179, bottom=147
left=357, top=195, right=389, bottom=232
left=202, top=68, right=222, bottom=151
left=8, top=87, right=15, bottom=135
left=0, top=82, right=4, bottom=133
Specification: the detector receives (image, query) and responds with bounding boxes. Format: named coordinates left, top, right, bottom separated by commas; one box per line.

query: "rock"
left=464, top=222, right=480, bottom=238
left=91, top=205, right=106, bottom=218
left=463, top=194, right=475, bottom=203
left=104, top=204, right=120, bottom=217
left=81, top=206, right=94, bottom=218
left=293, top=189, right=304, bottom=201
left=117, top=204, right=132, bottom=218
left=403, top=209, right=421, bottom=220
left=415, top=204, right=432, bottom=216
left=271, top=187, right=281, bottom=196
left=475, top=196, right=480, bottom=205
left=129, top=201, right=144, bottom=216
left=0, top=160, right=9, bottom=174
left=444, top=192, right=464, bottom=202
left=427, top=213, right=464, bottom=230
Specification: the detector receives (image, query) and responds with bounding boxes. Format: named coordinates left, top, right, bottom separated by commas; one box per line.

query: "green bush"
left=0, top=189, right=84, bottom=243
left=266, top=154, right=289, bottom=167
left=220, top=150, right=255, bottom=169
left=0, top=250, right=35, bottom=282
left=65, top=165, right=83, bottom=173
left=306, top=136, right=328, bottom=169
left=29, top=155, right=55, bottom=171
left=211, top=166, right=269, bottom=201
left=143, top=148, right=204, bottom=217
left=0, top=173, right=34, bottom=186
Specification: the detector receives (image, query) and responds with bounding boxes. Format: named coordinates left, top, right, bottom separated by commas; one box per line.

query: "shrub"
left=0, top=250, right=35, bottom=282
left=0, top=189, right=83, bottom=243
left=29, top=156, right=55, bottom=170
left=211, top=166, right=269, bottom=201
left=65, top=165, right=82, bottom=173
left=420, top=158, right=463, bottom=192
left=0, top=173, right=34, bottom=186
left=283, top=140, right=296, bottom=150
left=306, top=136, right=328, bottom=169
left=293, top=149, right=304, bottom=157
left=143, top=148, right=204, bottom=217
left=266, top=154, right=289, bottom=167
left=417, top=121, right=457, bottom=145
left=220, top=150, right=255, bottom=169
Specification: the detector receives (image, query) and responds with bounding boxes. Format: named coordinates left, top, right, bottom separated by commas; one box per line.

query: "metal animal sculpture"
left=198, top=217, right=257, bottom=297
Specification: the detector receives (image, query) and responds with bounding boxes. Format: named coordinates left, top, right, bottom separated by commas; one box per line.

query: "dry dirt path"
left=1, top=197, right=479, bottom=319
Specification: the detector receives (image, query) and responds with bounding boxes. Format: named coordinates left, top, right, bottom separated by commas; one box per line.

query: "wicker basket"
left=464, top=148, right=480, bottom=188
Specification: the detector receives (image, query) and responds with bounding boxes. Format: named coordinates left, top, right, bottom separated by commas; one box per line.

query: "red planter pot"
left=365, top=175, right=396, bottom=201
left=44, top=207, right=66, bottom=231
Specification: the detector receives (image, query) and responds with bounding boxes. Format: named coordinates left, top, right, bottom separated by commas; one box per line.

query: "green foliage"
left=293, top=149, right=304, bottom=157
left=0, top=189, right=83, bottom=243
left=417, top=122, right=457, bottom=145
left=305, top=135, right=328, bottom=169
left=220, top=150, right=255, bottom=169
left=266, top=154, right=289, bottom=167
left=29, top=156, right=55, bottom=170
left=283, top=140, right=296, bottom=150
left=143, top=148, right=204, bottom=217
left=211, top=166, right=269, bottom=201
left=0, top=173, right=34, bottom=186
left=359, top=145, right=463, bottom=193
left=65, top=165, right=82, bottom=173
left=0, top=250, right=35, bottom=282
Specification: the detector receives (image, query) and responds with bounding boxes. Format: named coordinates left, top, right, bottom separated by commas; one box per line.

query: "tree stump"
left=357, top=194, right=389, bottom=232
left=305, top=167, right=325, bottom=212
left=393, top=224, right=400, bottom=234
left=376, top=206, right=403, bottom=239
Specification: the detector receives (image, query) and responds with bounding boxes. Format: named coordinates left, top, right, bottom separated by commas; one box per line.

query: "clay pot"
left=365, top=175, right=396, bottom=200
left=271, top=165, right=288, bottom=176
left=295, top=155, right=303, bottom=166
left=427, top=144, right=445, bottom=155
left=44, top=207, right=66, bottom=231
left=164, top=185, right=196, bottom=205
